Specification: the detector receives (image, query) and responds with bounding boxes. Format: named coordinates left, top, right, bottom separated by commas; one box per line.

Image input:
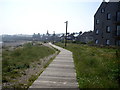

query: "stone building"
left=94, top=1, right=120, bottom=46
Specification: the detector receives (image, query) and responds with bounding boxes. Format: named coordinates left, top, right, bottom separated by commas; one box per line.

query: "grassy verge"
left=28, top=49, right=59, bottom=88
left=2, top=42, right=56, bottom=87
left=55, top=42, right=120, bottom=88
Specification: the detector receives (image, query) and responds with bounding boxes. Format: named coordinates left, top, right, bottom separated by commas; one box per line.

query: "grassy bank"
left=55, top=42, right=120, bottom=88
left=2, top=42, right=55, bottom=87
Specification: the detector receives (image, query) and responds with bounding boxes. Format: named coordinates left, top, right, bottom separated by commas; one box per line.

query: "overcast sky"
left=0, top=0, right=103, bottom=35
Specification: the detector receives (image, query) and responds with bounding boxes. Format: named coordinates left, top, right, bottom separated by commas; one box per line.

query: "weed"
left=55, top=43, right=119, bottom=88
left=2, top=42, right=55, bottom=87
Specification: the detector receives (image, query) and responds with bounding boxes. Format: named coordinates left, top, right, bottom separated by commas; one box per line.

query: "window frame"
left=117, top=40, right=120, bottom=46
left=117, top=25, right=120, bottom=36
left=95, top=39, right=98, bottom=44
left=106, top=26, right=110, bottom=33
left=106, top=39, right=110, bottom=45
left=117, top=12, right=120, bottom=21
left=101, top=8, right=105, bottom=13
left=96, top=29, right=99, bottom=35
left=107, top=13, right=111, bottom=20
left=96, top=19, right=99, bottom=24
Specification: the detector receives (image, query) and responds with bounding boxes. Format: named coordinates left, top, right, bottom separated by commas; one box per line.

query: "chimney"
left=103, top=0, right=106, bottom=2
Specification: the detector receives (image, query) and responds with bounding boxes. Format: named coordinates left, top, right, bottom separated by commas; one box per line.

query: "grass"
left=27, top=52, right=59, bottom=88
left=55, top=42, right=120, bottom=88
left=27, top=70, right=44, bottom=88
left=2, top=42, right=55, bottom=84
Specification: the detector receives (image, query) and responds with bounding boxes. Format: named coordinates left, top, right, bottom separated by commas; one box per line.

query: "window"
left=95, top=39, right=98, bottom=44
left=96, top=29, right=99, bottom=34
left=106, top=40, right=110, bottom=45
left=106, top=26, right=110, bottom=33
left=101, top=9, right=105, bottom=13
left=119, top=40, right=120, bottom=46
left=117, top=25, right=120, bottom=36
left=107, top=13, right=111, bottom=20
left=96, top=19, right=99, bottom=24
left=117, top=12, right=120, bottom=21
left=116, top=40, right=120, bottom=46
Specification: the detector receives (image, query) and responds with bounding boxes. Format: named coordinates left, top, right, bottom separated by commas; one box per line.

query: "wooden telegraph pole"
left=64, top=21, right=68, bottom=47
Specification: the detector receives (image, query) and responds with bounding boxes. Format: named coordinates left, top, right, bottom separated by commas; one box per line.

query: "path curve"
left=29, top=43, right=78, bottom=88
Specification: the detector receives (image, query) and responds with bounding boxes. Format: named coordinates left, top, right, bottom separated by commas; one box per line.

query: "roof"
left=94, top=2, right=107, bottom=17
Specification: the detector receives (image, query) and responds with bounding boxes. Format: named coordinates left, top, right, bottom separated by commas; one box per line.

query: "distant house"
left=78, top=31, right=93, bottom=44
left=32, top=33, right=41, bottom=41
left=67, top=33, right=75, bottom=41
left=32, top=31, right=62, bottom=42
left=94, top=1, right=120, bottom=46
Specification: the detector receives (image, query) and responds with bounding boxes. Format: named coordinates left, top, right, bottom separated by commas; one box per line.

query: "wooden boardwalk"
left=29, top=43, right=78, bottom=88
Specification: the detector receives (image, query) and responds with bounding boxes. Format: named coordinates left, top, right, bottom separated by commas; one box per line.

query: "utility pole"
left=64, top=21, right=68, bottom=47
left=53, top=31, right=55, bottom=44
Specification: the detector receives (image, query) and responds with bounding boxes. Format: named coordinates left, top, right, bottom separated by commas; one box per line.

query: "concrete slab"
left=29, top=43, right=78, bottom=88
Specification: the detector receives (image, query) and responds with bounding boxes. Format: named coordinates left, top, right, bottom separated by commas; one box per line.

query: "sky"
left=0, top=0, right=103, bottom=35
